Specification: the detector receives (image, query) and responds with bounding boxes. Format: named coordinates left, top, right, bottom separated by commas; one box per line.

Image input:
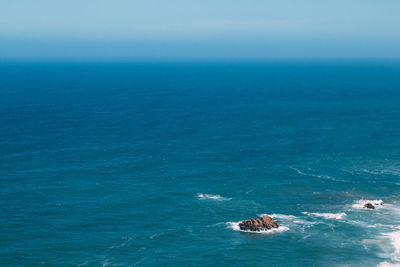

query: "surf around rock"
left=239, top=215, right=280, bottom=232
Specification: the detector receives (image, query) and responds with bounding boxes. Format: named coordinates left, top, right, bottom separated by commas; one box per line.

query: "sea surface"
left=1, top=61, right=400, bottom=266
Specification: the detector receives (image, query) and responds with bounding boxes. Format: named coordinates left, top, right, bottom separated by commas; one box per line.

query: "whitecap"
left=302, top=212, right=346, bottom=220
left=197, top=193, right=231, bottom=201
left=226, top=221, right=289, bottom=234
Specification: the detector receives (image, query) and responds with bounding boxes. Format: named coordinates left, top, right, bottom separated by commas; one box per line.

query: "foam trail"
left=289, top=166, right=349, bottom=183
left=260, top=214, right=297, bottom=220
left=377, top=262, right=400, bottom=267
left=302, top=212, right=346, bottom=220
left=227, top=222, right=289, bottom=234
left=259, top=213, right=317, bottom=226
left=109, top=237, right=132, bottom=249
left=197, top=193, right=231, bottom=201
left=361, top=167, right=400, bottom=177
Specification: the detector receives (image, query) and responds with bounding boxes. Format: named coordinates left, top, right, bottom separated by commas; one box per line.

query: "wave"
left=352, top=199, right=384, bottom=210
left=260, top=213, right=318, bottom=226
left=108, top=237, right=133, bottom=250
left=260, top=213, right=297, bottom=220
left=377, top=262, right=400, bottom=267
left=227, top=221, right=289, bottom=234
left=302, top=212, right=346, bottom=220
left=350, top=220, right=399, bottom=229
left=361, top=167, right=400, bottom=177
left=289, top=166, right=351, bottom=183
left=380, top=230, right=400, bottom=263
left=197, top=193, right=231, bottom=201
left=245, top=189, right=254, bottom=195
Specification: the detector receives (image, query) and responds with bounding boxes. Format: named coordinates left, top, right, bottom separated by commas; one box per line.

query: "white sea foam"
left=367, top=224, right=400, bottom=229
left=381, top=231, right=400, bottom=262
left=352, top=199, right=384, bottom=210
left=227, top=221, right=289, bottom=234
left=259, top=213, right=317, bottom=226
left=352, top=221, right=399, bottom=229
left=260, top=214, right=297, bottom=220
left=378, top=262, right=400, bottom=267
left=197, top=193, right=231, bottom=201
left=302, top=212, right=346, bottom=220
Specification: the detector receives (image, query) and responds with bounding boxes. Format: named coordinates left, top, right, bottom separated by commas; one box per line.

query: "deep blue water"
left=1, top=61, right=400, bottom=266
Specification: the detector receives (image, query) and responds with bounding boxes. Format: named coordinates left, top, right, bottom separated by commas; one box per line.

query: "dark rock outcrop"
left=364, top=203, right=376, bottom=209
left=239, top=215, right=280, bottom=232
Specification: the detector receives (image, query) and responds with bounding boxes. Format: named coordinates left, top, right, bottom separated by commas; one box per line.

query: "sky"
left=1, top=0, right=400, bottom=60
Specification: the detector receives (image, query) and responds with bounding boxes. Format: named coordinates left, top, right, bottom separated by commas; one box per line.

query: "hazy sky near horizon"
left=1, top=0, right=400, bottom=59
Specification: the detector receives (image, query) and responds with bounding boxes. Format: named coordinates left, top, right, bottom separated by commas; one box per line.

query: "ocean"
left=1, top=61, right=400, bottom=266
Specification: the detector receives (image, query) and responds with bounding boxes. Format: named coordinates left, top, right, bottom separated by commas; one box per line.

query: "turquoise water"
left=1, top=61, right=400, bottom=266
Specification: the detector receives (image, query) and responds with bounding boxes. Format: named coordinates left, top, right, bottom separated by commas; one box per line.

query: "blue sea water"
left=1, top=61, right=400, bottom=266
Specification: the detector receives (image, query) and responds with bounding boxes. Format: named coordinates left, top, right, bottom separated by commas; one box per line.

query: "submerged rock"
left=239, top=215, right=280, bottom=232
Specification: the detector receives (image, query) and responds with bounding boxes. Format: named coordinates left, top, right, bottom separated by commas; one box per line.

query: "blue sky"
left=1, top=0, right=400, bottom=59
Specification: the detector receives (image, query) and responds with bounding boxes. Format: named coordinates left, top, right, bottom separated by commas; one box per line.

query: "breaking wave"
left=197, top=193, right=231, bottom=201
left=379, top=230, right=400, bottom=264
left=302, top=212, right=347, bottom=220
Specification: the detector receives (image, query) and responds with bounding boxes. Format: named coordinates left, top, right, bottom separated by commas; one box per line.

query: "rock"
left=261, top=215, right=274, bottom=226
left=239, top=215, right=280, bottom=232
left=364, top=203, right=375, bottom=209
